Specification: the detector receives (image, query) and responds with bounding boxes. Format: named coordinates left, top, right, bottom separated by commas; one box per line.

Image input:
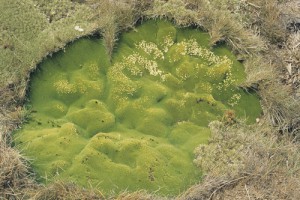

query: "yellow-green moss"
left=14, top=20, right=262, bottom=196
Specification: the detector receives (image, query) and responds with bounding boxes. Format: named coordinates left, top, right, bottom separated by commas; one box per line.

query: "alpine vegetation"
left=14, top=20, right=261, bottom=196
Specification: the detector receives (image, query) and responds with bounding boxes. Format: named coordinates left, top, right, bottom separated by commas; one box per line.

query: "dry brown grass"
left=145, top=0, right=198, bottom=27
left=246, top=0, right=287, bottom=44
left=181, top=121, right=300, bottom=200
left=0, top=144, right=36, bottom=199
left=116, top=191, right=166, bottom=200
left=33, top=181, right=104, bottom=200
left=146, top=0, right=266, bottom=54
left=279, top=32, right=300, bottom=91
left=85, top=0, right=140, bottom=60
left=259, top=81, right=300, bottom=134
left=241, top=56, right=275, bottom=89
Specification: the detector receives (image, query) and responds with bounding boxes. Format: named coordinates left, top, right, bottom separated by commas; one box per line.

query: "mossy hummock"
left=14, top=20, right=262, bottom=196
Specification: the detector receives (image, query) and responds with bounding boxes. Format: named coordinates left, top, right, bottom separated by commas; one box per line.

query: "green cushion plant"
left=14, top=20, right=262, bottom=196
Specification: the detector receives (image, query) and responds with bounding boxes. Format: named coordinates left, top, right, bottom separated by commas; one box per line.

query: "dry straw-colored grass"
left=0, top=144, right=36, bottom=199
left=180, top=120, right=300, bottom=199
left=1, top=0, right=300, bottom=199
left=33, top=181, right=104, bottom=200
left=115, top=191, right=166, bottom=200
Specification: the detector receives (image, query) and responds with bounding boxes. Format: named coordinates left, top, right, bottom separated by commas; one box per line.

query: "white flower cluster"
left=197, top=82, right=213, bottom=93
left=123, top=53, right=165, bottom=80
left=136, top=40, right=164, bottom=60
left=217, top=71, right=236, bottom=91
left=223, top=71, right=236, bottom=88
left=123, top=54, right=143, bottom=77
left=112, top=36, right=237, bottom=94
left=162, top=35, right=174, bottom=52
left=206, top=58, right=233, bottom=79
left=168, top=39, right=228, bottom=66
left=178, top=99, right=186, bottom=108
left=183, top=39, right=221, bottom=65
left=216, top=71, right=236, bottom=91
left=228, top=93, right=241, bottom=107
left=109, top=63, right=137, bottom=97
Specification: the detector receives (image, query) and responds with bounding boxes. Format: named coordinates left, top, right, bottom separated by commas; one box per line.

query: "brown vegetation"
left=186, top=121, right=300, bottom=199
left=0, top=145, right=36, bottom=199
left=33, top=182, right=104, bottom=200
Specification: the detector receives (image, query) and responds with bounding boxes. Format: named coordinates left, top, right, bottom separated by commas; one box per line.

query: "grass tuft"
left=181, top=120, right=300, bottom=199
left=33, top=181, right=104, bottom=200
left=0, top=145, right=35, bottom=199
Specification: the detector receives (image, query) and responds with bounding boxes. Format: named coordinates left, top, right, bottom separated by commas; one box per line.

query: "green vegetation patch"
left=0, top=0, right=97, bottom=87
left=14, top=20, right=262, bottom=196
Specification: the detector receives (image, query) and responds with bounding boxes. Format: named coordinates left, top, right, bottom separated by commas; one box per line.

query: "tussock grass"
left=145, top=0, right=197, bottom=27
left=116, top=191, right=166, bottom=200
left=181, top=121, right=300, bottom=199
left=279, top=32, right=300, bottom=89
left=145, top=0, right=266, bottom=54
left=0, top=144, right=36, bottom=199
left=99, top=1, right=133, bottom=60
left=260, top=81, right=300, bottom=136
left=237, top=0, right=288, bottom=44
left=33, top=181, right=104, bottom=200
left=241, top=56, right=275, bottom=88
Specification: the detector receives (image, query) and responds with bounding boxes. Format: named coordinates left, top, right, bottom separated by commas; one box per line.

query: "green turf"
left=14, top=20, right=262, bottom=196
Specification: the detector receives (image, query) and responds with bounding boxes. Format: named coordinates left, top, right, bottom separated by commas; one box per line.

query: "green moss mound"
left=14, top=20, right=262, bottom=196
